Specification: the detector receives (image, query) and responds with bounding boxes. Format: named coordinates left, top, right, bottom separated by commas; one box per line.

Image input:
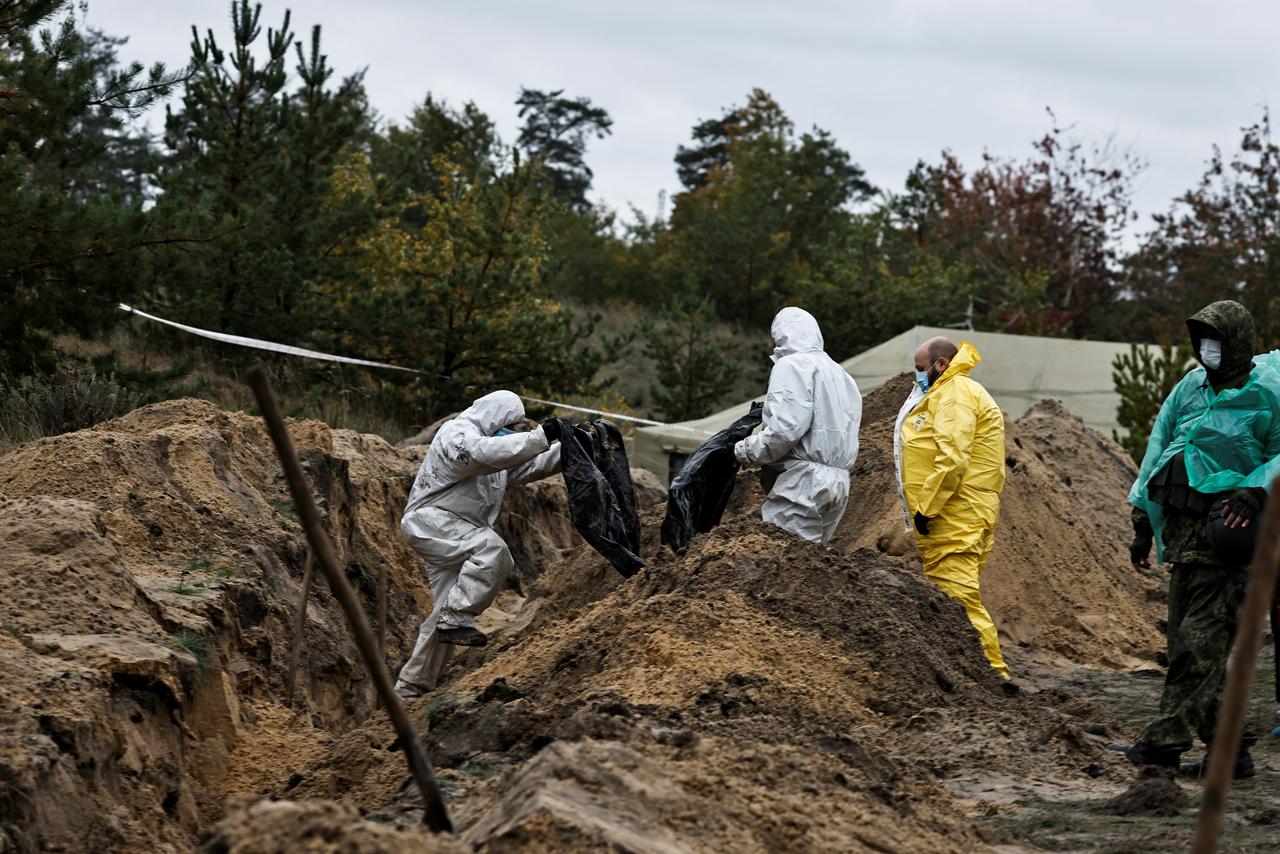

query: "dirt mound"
left=0, top=388, right=1159, bottom=851
left=835, top=374, right=1163, bottom=669
left=283, top=516, right=1130, bottom=850
left=197, top=798, right=466, bottom=853
left=1102, top=766, right=1187, bottom=817
left=0, top=399, right=591, bottom=851
left=0, top=497, right=199, bottom=852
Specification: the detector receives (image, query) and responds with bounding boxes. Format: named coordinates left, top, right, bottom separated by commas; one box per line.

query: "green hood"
left=1188, top=300, right=1256, bottom=381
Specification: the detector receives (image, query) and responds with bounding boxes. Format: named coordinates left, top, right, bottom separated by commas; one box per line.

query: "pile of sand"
left=278, top=515, right=1133, bottom=850
left=0, top=399, right=602, bottom=851
left=836, top=375, right=1163, bottom=668
left=0, top=386, right=1161, bottom=851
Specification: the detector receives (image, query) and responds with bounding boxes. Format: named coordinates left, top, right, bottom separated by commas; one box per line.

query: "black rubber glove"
left=914, top=512, right=931, bottom=536
left=1130, top=508, right=1154, bottom=569
left=1224, top=488, right=1265, bottom=528
left=1129, top=533, right=1153, bottom=569
left=540, top=417, right=562, bottom=442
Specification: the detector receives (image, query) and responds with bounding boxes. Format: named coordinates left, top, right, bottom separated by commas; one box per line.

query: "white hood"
left=461, top=390, right=525, bottom=435
left=770, top=307, right=824, bottom=363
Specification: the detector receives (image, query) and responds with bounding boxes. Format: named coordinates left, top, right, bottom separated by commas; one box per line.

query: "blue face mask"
left=494, top=427, right=513, bottom=436
left=915, top=370, right=931, bottom=393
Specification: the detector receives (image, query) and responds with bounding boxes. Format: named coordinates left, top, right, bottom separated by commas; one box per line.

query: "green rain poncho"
left=1129, top=301, right=1280, bottom=560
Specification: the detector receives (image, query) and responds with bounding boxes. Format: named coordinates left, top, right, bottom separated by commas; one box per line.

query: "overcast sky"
left=86, top=1, right=1277, bottom=230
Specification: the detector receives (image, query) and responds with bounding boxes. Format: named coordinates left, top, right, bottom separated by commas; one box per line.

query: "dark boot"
left=1107, top=741, right=1182, bottom=768
left=1178, top=749, right=1255, bottom=780
left=437, top=626, right=488, bottom=647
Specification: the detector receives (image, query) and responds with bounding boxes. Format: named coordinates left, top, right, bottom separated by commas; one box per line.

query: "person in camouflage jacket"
left=1118, top=300, right=1280, bottom=780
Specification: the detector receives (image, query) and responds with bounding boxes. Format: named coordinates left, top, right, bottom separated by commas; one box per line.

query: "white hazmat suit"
left=734, top=307, right=862, bottom=544
left=395, top=390, right=561, bottom=697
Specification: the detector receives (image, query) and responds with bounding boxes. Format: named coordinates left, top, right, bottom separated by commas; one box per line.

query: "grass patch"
left=186, top=554, right=234, bottom=581
left=269, top=498, right=296, bottom=520
left=168, top=554, right=225, bottom=595
left=423, top=691, right=463, bottom=723
left=459, top=756, right=504, bottom=780
left=169, top=631, right=209, bottom=671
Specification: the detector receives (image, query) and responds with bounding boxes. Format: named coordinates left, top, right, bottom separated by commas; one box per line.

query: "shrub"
left=0, top=361, right=140, bottom=446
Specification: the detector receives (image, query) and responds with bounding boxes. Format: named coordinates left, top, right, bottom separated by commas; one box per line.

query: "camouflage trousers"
left=1142, top=562, right=1249, bottom=754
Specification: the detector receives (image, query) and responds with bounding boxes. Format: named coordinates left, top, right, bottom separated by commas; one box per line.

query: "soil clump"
left=1101, top=766, right=1188, bottom=817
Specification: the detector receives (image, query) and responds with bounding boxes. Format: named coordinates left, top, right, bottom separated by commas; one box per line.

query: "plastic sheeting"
left=661, top=404, right=764, bottom=554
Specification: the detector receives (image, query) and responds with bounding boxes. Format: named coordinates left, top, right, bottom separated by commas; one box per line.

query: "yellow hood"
left=931, top=341, right=981, bottom=391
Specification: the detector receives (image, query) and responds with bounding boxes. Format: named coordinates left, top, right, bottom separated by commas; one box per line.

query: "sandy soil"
left=1, top=388, right=1271, bottom=853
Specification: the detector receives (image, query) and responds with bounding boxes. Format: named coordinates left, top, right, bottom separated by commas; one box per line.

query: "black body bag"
left=660, top=404, right=763, bottom=554
left=558, top=418, right=645, bottom=577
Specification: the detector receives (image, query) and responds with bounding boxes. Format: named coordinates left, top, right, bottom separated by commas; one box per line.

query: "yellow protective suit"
left=900, top=342, right=1010, bottom=678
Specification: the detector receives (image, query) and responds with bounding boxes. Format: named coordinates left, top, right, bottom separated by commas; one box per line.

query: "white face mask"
left=1200, top=338, right=1223, bottom=370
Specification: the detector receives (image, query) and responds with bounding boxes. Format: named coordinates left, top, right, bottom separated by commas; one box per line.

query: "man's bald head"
left=915, top=337, right=957, bottom=369
left=914, top=336, right=958, bottom=385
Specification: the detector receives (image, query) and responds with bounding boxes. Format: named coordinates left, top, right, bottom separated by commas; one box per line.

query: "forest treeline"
left=3, top=0, right=1278, bottom=442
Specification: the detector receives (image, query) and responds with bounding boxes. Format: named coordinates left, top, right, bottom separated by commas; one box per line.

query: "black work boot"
left=437, top=625, right=488, bottom=647
left=1178, top=749, right=1256, bottom=780
left=1106, top=741, right=1181, bottom=768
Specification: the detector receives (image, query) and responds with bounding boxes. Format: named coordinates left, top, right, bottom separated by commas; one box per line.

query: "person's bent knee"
left=474, top=530, right=515, bottom=570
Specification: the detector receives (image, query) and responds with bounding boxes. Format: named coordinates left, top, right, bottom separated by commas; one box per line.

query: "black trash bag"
left=584, top=419, right=642, bottom=556
left=557, top=418, right=645, bottom=577
left=661, top=403, right=764, bottom=554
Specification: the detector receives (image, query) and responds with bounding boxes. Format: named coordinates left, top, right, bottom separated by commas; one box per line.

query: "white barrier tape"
left=117, top=302, right=713, bottom=435
left=521, top=396, right=710, bottom=434
left=118, top=303, right=427, bottom=374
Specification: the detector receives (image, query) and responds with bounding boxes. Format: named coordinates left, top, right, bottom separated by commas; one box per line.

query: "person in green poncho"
left=1111, top=299, right=1280, bottom=780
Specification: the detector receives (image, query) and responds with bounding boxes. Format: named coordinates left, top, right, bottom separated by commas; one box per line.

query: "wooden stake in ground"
left=248, top=364, right=453, bottom=835
left=285, top=552, right=315, bottom=703
left=1191, top=476, right=1280, bottom=854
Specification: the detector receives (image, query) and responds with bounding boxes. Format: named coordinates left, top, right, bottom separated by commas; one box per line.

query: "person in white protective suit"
left=733, top=307, right=862, bottom=544
left=395, top=390, right=562, bottom=699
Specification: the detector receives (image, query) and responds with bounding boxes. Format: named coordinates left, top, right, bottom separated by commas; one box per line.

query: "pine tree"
left=638, top=289, right=742, bottom=422
left=515, top=88, right=612, bottom=212
left=322, top=139, right=607, bottom=426
left=1112, top=343, right=1192, bottom=463
left=674, top=110, right=746, bottom=193
left=0, top=1, right=182, bottom=374
left=149, top=1, right=372, bottom=343
left=664, top=89, right=875, bottom=327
